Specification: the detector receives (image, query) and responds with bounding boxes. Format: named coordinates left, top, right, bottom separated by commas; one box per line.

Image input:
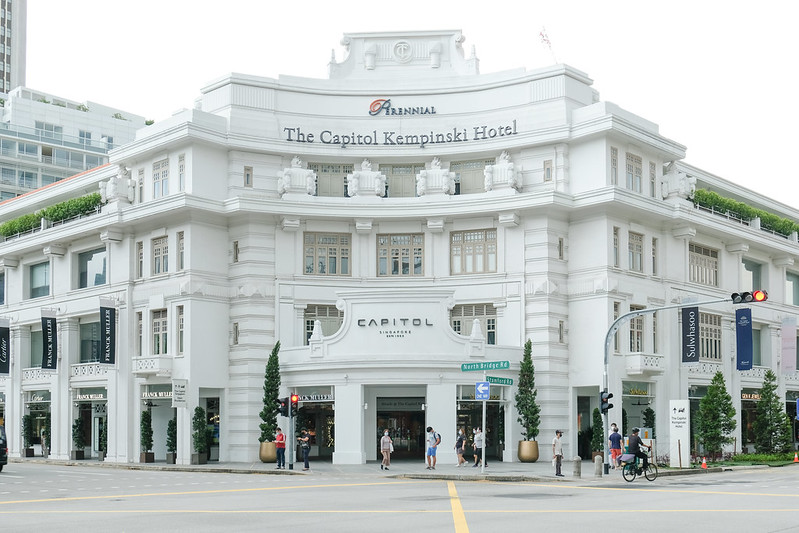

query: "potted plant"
left=71, top=418, right=86, bottom=460
left=166, top=416, right=177, bottom=464
left=22, top=414, right=35, bottom=457
left=192, top=406, right=209, bottom=464
left=98, top=420, right=107, bottom=461
left=140, top=410, right=154, bottom=463
left=43, top=413, right=51, bottom=458
left=590, top=408, right=604, bottom=460
left=514, top=339, right=541, bottom=462
left=259, top=341, right=281, bottom=463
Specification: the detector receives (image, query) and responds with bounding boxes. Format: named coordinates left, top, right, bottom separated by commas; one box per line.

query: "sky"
left=25, top=0, right=799, bottom=206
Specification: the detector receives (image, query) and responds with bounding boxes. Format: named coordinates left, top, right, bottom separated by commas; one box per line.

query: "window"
left=244, top=166, right=253, bottom=188
left=625, top=153, right=642, bottom=192
left=558, top=320, right=565, bottom=343
left=651, top=238, right=658, bottom=276
left=689, top=243, right=719, bottom=286
left=629, top=305, right=645, bottom=352
left=612, top=227, right=620, bottom=268
left=378, top=233, right=424, bottom=276
left=0, top=272, right=4, bottom=305
left=137, top=169, right=144, bottom=203
left=699, top=312, right=722, bottom=361
left=304, top=305, right=344, bottom=344
left=451, top=304, right=497, bottom=344
left=79, top=322, right=101, bottom=363
left=177, top=232, right=185, bottom=271
left=304, top=233, right=351, bottom=275
left=152, top=310, right=168, bottom=355
left=450, top=159, right=493, bottom=195
left=78, top=247, right=107, bottom=288
left=178, top=154, right=185, bottom=192
left=177, top=306, right=184, bottom=355
left=610, top=147, right=618, bottom=185
left=308, top=163, right=352, bottom=197
left=30, top=330, right=43, bottom=367
left=628, top=232, right=643, bottom=272
left=649, top=161, right=657, bottom=198
left=232, top=241, right=239, bottom=263
left=152, top=237, right=168, bottom=275
left=35, top=121, right=63, bottom=140
left=29, top=261, right=49, bottom=298
left=152, top=158, right=169, bottom=199
left=543, top=160, right=553, bottom=181
left=742, top=259, right=762, bottom=290
left=136, top=312, right=143, bottom=357
left=79, top=130, right=91, bottom=146
left=557, top=237, right=565, bottom=260
left=652, top=311, right=658, bottom=352
left=18, top=170, right=36, bottom=189
left=232, top=322, right=239, bottom=345
left=752, top=328, right=761, bottom=366
left=450, top=229, right=497, bottom=274
left=613, top=302, right=620, bottom=352
left=380, top=163, right=424, bottom=198
left=787, top=272, right=799, bottom=306
left=135, top=241, right=143, bottom=278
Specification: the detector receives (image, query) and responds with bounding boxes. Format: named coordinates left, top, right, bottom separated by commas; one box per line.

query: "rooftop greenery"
left=692, top=189, right=799, bottom=237
left=0, top=193, right=102, bottom=238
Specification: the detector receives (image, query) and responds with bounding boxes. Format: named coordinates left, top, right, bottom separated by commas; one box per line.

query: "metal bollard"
left=572, top=456, right=581, bottom=478
left=594, top=455, right=603, bottom=477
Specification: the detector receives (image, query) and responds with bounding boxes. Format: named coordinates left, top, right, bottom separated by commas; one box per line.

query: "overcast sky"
left=25, top=0, right=799, bottom=206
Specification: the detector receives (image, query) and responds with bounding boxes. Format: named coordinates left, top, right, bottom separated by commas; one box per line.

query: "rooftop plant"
left=692, top=189, right=799, bottom=236
left=0, top=193, right=102, bottom=238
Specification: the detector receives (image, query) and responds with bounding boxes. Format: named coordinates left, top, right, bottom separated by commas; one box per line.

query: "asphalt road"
left=1, top=463, right=798, bottom=532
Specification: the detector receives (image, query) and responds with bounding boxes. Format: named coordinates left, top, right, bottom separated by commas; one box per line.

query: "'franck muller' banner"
left=681, top=307, right=699, bottom=364
left=41, top=310, right=58, bottom=370
left=0, top=318, right=10, bottom=375
left=100, top=306, right=116, bottom=364
left=736, top=308, right=753, bottom=371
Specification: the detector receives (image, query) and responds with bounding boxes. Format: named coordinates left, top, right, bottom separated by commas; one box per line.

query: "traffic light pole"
left=601, top=296, right=731, bottom=474
left=288, top=409, right=294, bottom=470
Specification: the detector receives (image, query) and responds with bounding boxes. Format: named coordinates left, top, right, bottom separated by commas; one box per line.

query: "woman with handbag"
left=380, top=430, right=393, bottom=470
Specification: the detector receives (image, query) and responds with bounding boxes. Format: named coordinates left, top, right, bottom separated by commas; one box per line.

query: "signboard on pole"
left=669, top=399, right=691, bottom=468
left=681, top=307, right=699, bottom=364
left=487, top=376, right=513, bottom=386
left=475, top=381, right=490, bottom=400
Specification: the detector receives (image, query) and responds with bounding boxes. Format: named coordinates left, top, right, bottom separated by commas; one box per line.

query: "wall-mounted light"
left=363, top=402, right=368, bottom=410
left=421, top=403, right=426, bottom=411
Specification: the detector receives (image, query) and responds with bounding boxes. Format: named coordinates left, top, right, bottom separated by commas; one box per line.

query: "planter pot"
left=259, top=441, right=276, bottom=463
left=166, top=452, right=177, bottom=464
left=140, top=452, right=155, bottom=463
left=24, top=448, right=35, bottom=458
left=591, top=451, right=603, bottom=461
left=98, top=451, right=105, bottom=462
left=70, top=450, right=84, bottom=460
left=191, top=452, right=208, bottom=465
left=517, top=440, right=540, bottom=463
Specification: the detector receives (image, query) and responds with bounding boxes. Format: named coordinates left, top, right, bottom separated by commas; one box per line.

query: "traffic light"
left=290, top=394, right=299, bottom=417
left=731, top=290, right=768, bottom=304
left=277, top=397, right=288, bottom=417
left=600, top=389, right=614, bottom=414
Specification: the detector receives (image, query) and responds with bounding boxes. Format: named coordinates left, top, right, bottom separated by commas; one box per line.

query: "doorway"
left=377, top=398, right=425, bottom=459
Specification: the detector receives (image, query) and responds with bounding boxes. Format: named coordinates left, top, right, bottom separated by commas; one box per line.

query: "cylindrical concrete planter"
left=259, top=441, right=277, bottom=463
left=518, top=440, right=540, bottom=462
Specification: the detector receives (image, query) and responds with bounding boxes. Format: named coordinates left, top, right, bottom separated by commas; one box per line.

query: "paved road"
left=1, top=462, right=797, bottom=532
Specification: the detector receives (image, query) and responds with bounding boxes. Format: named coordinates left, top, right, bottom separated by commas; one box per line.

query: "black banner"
left=100, top=306, right=116, bottom=364
left=681, top=307, right=699, bottom=364
left=0, top=324, right=9, bottom=374
left=41, top=315, right=58, bottom=370
left=736, top=308, right=753, bottom=371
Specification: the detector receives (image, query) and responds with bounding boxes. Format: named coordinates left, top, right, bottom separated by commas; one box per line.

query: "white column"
left=333, top=382, right=364, bottom=464
left=425, top=382, right=457, bottom=465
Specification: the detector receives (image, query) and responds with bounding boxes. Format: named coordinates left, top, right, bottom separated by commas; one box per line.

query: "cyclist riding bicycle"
left=627, top=427, right=651, bottom=472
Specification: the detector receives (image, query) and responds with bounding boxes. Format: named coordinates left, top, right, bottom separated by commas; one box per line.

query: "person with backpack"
left=455, top=428, right=467, bottom=467
left=297, top=428, right=311, bottom=471
left=473, top=427, right=487, bottom=467
left=425, top=426, right=441, bottom=470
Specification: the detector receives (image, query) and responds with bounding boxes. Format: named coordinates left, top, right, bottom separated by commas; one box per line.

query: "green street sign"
left=461, top=361, right=510, bottom=372
left=487, top=376, right=513, bottom=386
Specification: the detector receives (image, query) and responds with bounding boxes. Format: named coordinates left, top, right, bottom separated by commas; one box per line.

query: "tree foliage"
left=692, top=189, right=799, bottom=236
left=22, top=414, right=35, bottom=448
left=696, top=371, right=737, bottom=458
left=259, top=341, right=282, bottom=443
left=72, top=418, right=87, bottom=450
left=166, top=416, right=178, bottom=453
left=753, top=370, right=793, bottom=454
left=0, top=193, right=102, bottom=237
left=192, top=406, right=211, bottom=454
left=590, top=408, right=604, bottom=452
left=140, top=410, right=154, bottom=452
left=514, top=339, right=541, bottom=441
left=642, top=407, right=656, bottom=439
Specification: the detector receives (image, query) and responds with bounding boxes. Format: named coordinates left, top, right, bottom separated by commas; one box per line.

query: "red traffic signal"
left=752, top=290, right=768, bottom=302
left=290, top=394, right=299, bottom=416
left=731, top=290, right=768, bottom=304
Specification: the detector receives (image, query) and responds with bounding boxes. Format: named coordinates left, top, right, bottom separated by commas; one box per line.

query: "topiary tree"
left=259, top=341, right=281, bottom=443
left=514, top=340, right=541, bottom=440
left=140, top=410, right=153, bottom=452
left=696, top=371, right=736, bottom=459
left=99, top=419, right=107, bottom=452
left=642, top=407, right=656, bottom=439
left=22, top=414, right=35, bottom=449
left=72, top=418, right=86, bottom=450
left=192, top=406, right=209, bottom=454
left=166, top=416, right=177, bottom=454
left=753, top=369, right=793, bottom=454
left=590, top=408, right=604, bottom=452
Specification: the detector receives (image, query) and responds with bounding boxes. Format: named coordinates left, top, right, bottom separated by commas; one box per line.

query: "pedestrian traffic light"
left=731, top=290, right=768, bottom=304
left=290, top=394, right=299, bottom=417
left=600, top=389, right=614, bottom=414
left=277, top=397, right=288, bottom=417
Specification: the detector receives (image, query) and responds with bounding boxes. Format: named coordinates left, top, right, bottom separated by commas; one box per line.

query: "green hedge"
left=692, top=189, right=799, bottom=236
left=0, top=193, right=102, bottom=238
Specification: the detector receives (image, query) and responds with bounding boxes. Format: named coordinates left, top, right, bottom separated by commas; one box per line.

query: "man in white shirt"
left=552, top=429, right=564, bottom=477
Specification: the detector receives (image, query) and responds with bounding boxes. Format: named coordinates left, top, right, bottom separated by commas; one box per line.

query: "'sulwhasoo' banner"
left=735, top=308, right=753, bottom=371
left=0, top=318, right=10, bottom=375
left=100, top=306, right=116, bottom=364
left=681, top=307, right=699, bottom=364
left=41, top=310, right=58, bottom=370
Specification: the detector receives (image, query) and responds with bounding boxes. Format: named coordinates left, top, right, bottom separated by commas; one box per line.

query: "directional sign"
left=461, top=361, right=510, bottom=372
left=475, top=381, right=490, bottom=400
left=487, top=376, right=513, bottom=386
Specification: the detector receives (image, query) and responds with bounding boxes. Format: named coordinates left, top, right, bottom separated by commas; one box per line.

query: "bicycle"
left=618, top=450, right=657, bottom=482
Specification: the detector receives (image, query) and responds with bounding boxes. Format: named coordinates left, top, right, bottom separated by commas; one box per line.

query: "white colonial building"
left=1, top=30, right=797, bottom=465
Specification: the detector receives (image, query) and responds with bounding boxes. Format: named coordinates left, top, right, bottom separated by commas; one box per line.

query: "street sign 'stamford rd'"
left=486, top=376, right=513, bottom=386
left=461, top=361, right=510, bottom=372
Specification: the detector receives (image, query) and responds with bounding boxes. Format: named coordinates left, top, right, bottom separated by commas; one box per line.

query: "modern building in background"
left=1, top=0, right=26, bottom=92
left=0, top=30, right=797, bottom=466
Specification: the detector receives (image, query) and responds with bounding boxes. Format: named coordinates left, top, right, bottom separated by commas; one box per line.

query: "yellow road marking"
left=447, top=481, right=470, bottom=532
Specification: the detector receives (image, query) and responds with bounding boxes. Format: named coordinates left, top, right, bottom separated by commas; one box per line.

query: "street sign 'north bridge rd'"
left=461, top=361, right=510, bottom=372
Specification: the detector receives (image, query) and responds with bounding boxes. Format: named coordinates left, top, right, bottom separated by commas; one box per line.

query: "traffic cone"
left=793, top=452, right=798, bottom=463
left=701, top=457, right=708, bottom=469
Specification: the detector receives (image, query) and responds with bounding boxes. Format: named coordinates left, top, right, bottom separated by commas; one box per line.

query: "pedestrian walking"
left=472, top=427, right=486, bottom=467
left=275, top=427, right=286, bottom=469
left=455, top=428, right=467, bottom=467
left=297, top=428, right=311, bottom=470
left=608, top=427, right=622, bottom=469
left=552, top=429, right=564, bottom=477
left=425, top=426, right=440, bottom=470
left=380, top=430, right=393, bottom=470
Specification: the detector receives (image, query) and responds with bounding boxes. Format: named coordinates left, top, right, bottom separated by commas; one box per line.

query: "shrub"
left=140, top=410, right=153, bottom=452
left=166, top=417, right=177, bottom=453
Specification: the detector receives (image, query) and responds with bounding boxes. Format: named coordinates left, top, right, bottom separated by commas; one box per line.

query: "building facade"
left=0, top=30, right=797, bottom=465
left=1, top=0, right=25, bottom=92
